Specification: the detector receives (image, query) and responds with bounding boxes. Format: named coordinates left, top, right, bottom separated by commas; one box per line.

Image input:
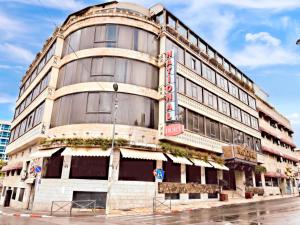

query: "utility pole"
left=105, top=83, right=118, bottom=215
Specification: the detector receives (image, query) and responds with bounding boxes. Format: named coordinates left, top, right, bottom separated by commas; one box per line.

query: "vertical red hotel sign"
left=164, top=50, right=184, bottom=136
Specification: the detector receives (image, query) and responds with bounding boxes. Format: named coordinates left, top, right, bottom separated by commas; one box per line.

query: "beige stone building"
left=0, top=1, right=298, bottom=211
left=254, top=86, right=298, bottom=196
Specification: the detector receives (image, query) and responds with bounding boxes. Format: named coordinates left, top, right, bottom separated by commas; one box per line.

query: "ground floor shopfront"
left=1, top=146, right=298, bottom=211
left=0, top=146, right=229, bottom=211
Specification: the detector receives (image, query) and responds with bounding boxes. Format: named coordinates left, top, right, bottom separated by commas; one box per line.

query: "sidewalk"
left=108, top=194, right=299, bottom=217
left=0, top=194, right=298, bottom=218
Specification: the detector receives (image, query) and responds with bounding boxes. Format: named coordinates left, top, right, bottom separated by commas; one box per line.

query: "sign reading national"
left=165, top=50, right=177, bottom=123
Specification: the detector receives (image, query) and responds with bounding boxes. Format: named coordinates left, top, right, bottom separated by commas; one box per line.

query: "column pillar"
left=181, top=164, right=188, bottom=201
left=201, top=166, right=208, bottom=200
left=252, top=171, right=256, bottom=187
left=111, top=149, right=120, bottom=182
left=235, top=170, right=245, bottom=197
left=61, top=155, right=71, bottom=179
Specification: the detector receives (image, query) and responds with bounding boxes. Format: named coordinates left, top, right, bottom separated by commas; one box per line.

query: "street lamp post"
left=105, top=83, right=118, bottom=215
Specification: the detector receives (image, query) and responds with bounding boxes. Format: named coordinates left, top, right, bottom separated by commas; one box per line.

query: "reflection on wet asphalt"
left=1, top=197, right=300, bottom=225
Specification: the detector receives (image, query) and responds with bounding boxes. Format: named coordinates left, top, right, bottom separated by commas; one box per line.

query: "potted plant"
left=218, top=179, right=229, bottom=201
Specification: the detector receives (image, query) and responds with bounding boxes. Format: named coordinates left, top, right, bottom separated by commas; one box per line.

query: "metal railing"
left=50, top=200, right=96, bottom=216
left=153, top=197, right=171, bottom=213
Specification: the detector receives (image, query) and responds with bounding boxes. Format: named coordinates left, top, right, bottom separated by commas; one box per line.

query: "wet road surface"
left=1, top=197, right=300, bottom=225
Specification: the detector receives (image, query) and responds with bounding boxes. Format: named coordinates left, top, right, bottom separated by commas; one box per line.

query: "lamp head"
left=113, top=83, right=118, bottom=92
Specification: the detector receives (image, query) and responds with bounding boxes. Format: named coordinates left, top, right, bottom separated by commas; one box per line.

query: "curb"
left=0, top=211, right=52, bottom=218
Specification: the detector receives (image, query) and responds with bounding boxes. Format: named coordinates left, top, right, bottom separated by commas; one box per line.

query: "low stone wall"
left=158, top=182, right=219, bottom=194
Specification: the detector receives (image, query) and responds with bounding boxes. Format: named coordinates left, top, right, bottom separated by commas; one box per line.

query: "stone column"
left=252, top=171, right=256, bottom=187
left=235, top=170, right=245, bottom=197
left=201, top=166, right=208, bottom=200
left=181, top=164, right=188, bottom=201
left=261, top=173, right=266, bottom=188
left=61, top=155, right=71, bottom=179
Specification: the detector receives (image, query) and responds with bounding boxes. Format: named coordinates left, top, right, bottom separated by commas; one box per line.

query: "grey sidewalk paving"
left=0, top=193, right=298, bottom=218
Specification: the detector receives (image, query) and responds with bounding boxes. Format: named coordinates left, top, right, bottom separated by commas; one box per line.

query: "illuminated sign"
left=165, top=50, right=177, bottom=122
left=164, top=50, right=184, bottom=137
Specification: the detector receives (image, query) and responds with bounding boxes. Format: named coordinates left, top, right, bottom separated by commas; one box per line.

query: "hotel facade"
left=1, top=1, right=298, bottom=210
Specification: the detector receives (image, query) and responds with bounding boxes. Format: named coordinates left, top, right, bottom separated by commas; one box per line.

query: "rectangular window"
left=241, top=111, right=251, bottom=126
left=206, top=118, right=219, bottom=139
left=163, top=160, right=181, bottom=182
left=248, top=96, right=256, bottom=109
left=231, top=105, right=241, bottom=121
left=239, top=89, right=248, bottom=105
left=73, top=191, right=107, bottom=209
left=186, top=80, right=202, bottom=102
left=70, top=156, right=109, bottom=180
left=186, top=165, right=201, bottom=183
left=221, top=125, right=232, bottom=143
left=228, top=82, right=239, bottom=98
left=176, top=75, right=185, bottom=94
left=119, top=158, right=155, bottom=182
left=25, top=111, right=35, bottom=131
left=12, top=187, right=17, bottom=200
left=216, top=73, right=228, bottom=92
left=218, top=98, right=230, bottom=116
left=177, top=23, right=187, bottom=38
left=33, top=102, right=45, bottom=126
left=167, top=16, right=176, bottom=28
left=203, top=90, right=217, bottom=110
left=18, top=188, right=25, bottom=202
left=202, top=63, right=216, bottom=83
left=191, top=58, right=196, bottom=70
left=43, top=155, right=63, bottom=178
left=233, top=129, right=244, bottom=144
left=87, top=93, right=112, bottom=113
left=251, top=116, right=259, bottom=130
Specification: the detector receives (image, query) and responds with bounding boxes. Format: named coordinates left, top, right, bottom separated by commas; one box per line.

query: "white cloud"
left=245, top=32, right=281, bottom=46
left=289, top=113, right=300, bottom=125
left=0, top=43, right=34, bottom=64
left=231, top=32, right=299, bottom=67
left=0, top=65, right=12, bottom=69
left=6, top=0, right=86, bottom=11
left=0, top=94, right=16, bottom=104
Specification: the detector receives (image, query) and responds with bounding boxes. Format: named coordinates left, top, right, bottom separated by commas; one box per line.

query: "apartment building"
left=0, top=1, right=297, bottom=211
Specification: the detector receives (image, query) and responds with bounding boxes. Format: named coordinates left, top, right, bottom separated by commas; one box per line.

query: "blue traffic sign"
left=35, top=166, right=42, bottom=173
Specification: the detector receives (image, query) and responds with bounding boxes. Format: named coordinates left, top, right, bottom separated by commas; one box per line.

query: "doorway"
left=4, top=189, right=12, bottom=207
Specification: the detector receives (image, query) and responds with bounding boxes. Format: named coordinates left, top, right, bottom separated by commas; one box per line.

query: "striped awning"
left=30, top=148, right=62, bottom=158
left=190, top=158, right=213, bottom=168
left=209, top=161, right=229, bottom=171
left=1, top=161, right=23, bottom=172
left=120, top=148, right=167, bottom=161
left=265, top=172, right=287, bottom=179
left=62, top=147, right=111, bottom=157
left=166, top=154, right=193, bottom=165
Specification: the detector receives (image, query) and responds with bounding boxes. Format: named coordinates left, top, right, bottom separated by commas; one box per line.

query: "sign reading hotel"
left=164, top=49, right=184, bottom=136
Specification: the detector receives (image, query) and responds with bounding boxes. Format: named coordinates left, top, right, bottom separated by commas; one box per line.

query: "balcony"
left=222, top=145, right=258, bottom=168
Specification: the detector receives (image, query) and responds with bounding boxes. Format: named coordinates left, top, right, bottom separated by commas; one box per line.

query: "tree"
left=0, top=160, right=7, bottom=177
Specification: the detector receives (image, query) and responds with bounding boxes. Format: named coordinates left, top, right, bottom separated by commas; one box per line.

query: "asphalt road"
left=1, top=197, right=300, bottom=225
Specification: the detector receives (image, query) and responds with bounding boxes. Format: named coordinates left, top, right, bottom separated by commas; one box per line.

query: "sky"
left=0, top=0, right=300, bottom=146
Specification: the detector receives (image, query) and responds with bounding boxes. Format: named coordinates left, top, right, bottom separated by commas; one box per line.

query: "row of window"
left=0, top=124, right=10, bottom=131
left=262, top=132, right=293, bottom=151
left=177, top=74, right=259, bottom=130
left=179, top=106, right=261, bottom=151
left=1, top=186, right=25, bottom=202
left=259, top=113, right=293, bottom=138
left=19, top=42, right=55, bottom=98
left=166, top=39, right=256, bottom=109
left=14, top=71, right=50, bottom=119
left=10, top=102, right=45, bottom=143
left=51, top=92, right=158, bottom=129
left=62, top=24, right=158, bottom=57
left=157, top=12, right=253, bottom=91
left=57, top=56, right=158, bottom=90
left=0, top=131, right=10, bottom=138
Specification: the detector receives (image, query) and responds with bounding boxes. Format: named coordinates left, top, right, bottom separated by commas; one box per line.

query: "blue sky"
left=1, top=0, right=300, bottom=146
